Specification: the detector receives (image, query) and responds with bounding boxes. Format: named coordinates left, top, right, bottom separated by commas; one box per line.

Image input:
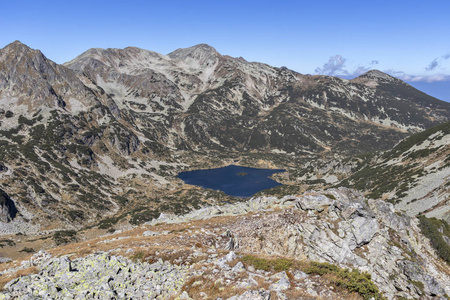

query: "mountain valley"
left=0, top=40, right=450, bottom=299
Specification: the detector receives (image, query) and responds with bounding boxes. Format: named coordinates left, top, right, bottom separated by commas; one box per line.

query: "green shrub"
left=305, top=261, right=339, bottom=274
left=98, top=216, right=123, bottom=229
left=410, top=280, right=425, bottom=292
left=305, top=262, right=384, bottom=300
left=241, top=255, right=293, bottom=272
left=19, top=247, right=35, bottom=253
left=0, top=239, right=16, bottom=247
left=418, top=215, right=450, bottom=264
left=18, top=115, right=35, bottom=126
left=130, top=251, right=145, bottom=262
left=324, top=193, right=336, bottom=200
left=67, top=210, right=85, bottom=221
left=53, top=230, right=77, bottom=245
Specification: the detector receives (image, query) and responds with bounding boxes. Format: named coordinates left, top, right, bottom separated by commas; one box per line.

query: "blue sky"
left=1, top=0, right=449, bottom=101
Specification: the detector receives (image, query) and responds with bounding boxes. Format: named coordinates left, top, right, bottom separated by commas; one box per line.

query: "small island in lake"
left=237, top=172, right=248, bottom=176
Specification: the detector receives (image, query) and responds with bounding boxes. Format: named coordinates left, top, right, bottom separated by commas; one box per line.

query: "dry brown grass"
left=0, top=266, right=39, bottom=291
left=181, top=275, right=247, bottom=300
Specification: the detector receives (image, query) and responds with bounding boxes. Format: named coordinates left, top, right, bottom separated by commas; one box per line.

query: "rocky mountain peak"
left=0, top=40, right=44, bottom=62
left=0, top=41, right=96, bottom=111
left=356, top=69, right=399, bottom=82
left=168, top=43, right=219, bottom=59
left=167, top=44, right=221, bottom=71
left=64, top=46, right=168, bottom=74
left=2, top=40, right=32, bottom=53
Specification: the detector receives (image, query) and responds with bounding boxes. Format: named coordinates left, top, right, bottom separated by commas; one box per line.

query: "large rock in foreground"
left=2, top=253, right=187, bottom=299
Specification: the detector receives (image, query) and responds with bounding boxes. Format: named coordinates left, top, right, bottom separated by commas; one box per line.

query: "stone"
left=232, top=262, right=245, bottom=273
left=1, top=252, right=188, bottom=299
left=296, top=194, right=332, bottom=212
left=236, top=277, right=258, bottom=289
left=225, top=251, right=236, bottom=261
left=293, top=270, right=308, bottom=280
left=269, top=272, right=291, bottom=291
left=350, top=216, right=379, bottom=247
left=143, top=231, right=160, bottom=237
left=227, top=289, right=271, bottom=300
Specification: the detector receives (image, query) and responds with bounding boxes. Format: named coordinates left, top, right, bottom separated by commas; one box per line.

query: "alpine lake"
left=177, top=165, right=286, bottom=198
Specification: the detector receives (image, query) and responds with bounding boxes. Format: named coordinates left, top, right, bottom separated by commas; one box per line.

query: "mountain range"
left=1, top=40, right=450, bottom=299
left=1, top=40, right=450, bottom=232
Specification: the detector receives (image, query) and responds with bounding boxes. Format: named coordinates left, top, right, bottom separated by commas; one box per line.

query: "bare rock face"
left=146, top=187, right=450, bottom=299
left=1, top=188, right=449, bottom=299
left=0, top=188, right=17, bottom=222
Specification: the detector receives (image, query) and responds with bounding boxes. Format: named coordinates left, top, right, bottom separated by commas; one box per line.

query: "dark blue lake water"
left=177, top=165, right=285, bottom=198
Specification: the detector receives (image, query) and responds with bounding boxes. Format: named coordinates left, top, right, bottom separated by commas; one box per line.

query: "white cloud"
left=315, top=55, right=384, bottom=78
left=315, top=55, right=347, bottom=76
left=401, top=74, right=450, bottom=82
left=315, top=55, right=450, bottom=83
left=426, top=59, right=439, bottom=71
left=384, top=69, right=450, bottom=82
left=425, top=52, right=450, bottom=71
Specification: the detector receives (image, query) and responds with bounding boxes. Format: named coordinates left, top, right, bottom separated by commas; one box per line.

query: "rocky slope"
left=0, top=41, right=185, bottom=232
left=1, top=40, right=450, bottom=233
left=65, top=44, right=450, bottom=156
left=1, top=188, right=449, bottom=299
left=339, top=120, right=450, bottom=222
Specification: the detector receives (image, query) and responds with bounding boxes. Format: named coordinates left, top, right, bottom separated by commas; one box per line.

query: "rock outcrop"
left=145, top=188, right=450, bottom=299
left=1, top=188, right=449, bottom=299
left=2, top=252, right=187, bottom=299
left=0, top=188, right=17, bottom=222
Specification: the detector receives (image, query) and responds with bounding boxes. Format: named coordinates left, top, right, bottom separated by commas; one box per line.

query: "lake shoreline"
left=177, top=165, right=286, bottom=198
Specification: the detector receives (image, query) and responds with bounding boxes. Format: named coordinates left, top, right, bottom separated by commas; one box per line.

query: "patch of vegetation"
left=324, top=193, right=336, bottom=200
left=241, top=255, right=293, bottom=272
left=53, top=230, right=77, bottom=246
left=339, top=163, right=418, bottom=201
left=409, top=280, right=425, bottom=293
left=129, top=208, right=160, bottom=226
left=19, top=247, right=35, bottom=253
left=66, top=209, right=85, bottom=222
left=385, top=120, right=450, bottom=160
left=130, top=251, right=145, bottom=262
left=78, top=193, right=108, bottom=210
left=305, top=262, right=384, bottom=300
left=407, top=148, right=436, bottom=160
left=338, top=121, right=450, bottom=201
left=255, top=184, right=302, bottom=197
left=241, top=255, right=384, bottom=299
left=18, top=115, right=36, bottom=126
left=418, top=215, right=450, bottom=264
left=97, top=215, right=124, bottom=229
left=0, top=239, right=16, bottom=247
left=112, top=195, right=129, bottom=207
